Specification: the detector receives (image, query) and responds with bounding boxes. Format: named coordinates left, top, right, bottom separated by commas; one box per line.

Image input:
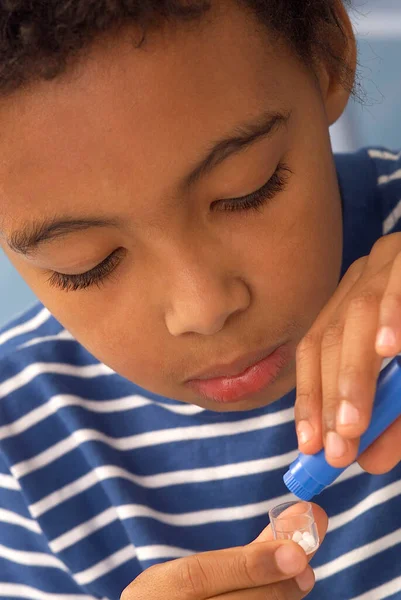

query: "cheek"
left=244, top=172, right=343, bottom=337
left=278, top=190, right=343, bottom=334
left=5, top=254, right=165, bottom=383
left=49, top=295, right=165, bottom=383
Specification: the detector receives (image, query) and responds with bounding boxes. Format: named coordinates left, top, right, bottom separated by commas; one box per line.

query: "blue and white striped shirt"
left=1, top=148, right=401, bottom=600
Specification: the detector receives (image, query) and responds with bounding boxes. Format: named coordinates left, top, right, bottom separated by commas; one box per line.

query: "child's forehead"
left=0, top=4, right=306, bottom=248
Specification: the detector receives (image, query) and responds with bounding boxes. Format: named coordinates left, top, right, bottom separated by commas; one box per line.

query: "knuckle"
left=294, top=390, right=318, bottom=416
left=322, top=394, right=338, bottom=419
left=119, top=564, right=159, bottom=600
left=120, top=582, right=135, bottom=600
left=321, top=321, right=344, bottom=349
left=235, top=547, right=263, bottom=587
left=177, top=555, right=208, bottom=599
left=346, top=256, right=367, bottom=279
left=338, top=362, right=363, bottom=380
left=297, top=331, right=319, bottom=358
left=348, top=291, right=379, bottom=313
left=372, top=235, right=389, bottom=254
left=120, top=586, right=130, bottom=600
left=384, top=291, right=401, bottom=310
left=266, top=582, right=287, bottom=600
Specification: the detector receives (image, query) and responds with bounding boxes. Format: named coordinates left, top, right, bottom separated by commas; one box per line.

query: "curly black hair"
left=0, top=0, right=352, bottom=96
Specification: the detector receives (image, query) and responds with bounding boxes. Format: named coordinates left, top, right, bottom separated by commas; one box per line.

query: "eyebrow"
left=5, top=109, right=290, bottom=256
left=181, top=109, right=290, bottom=191
left=7, top=218, right=120, bottom=257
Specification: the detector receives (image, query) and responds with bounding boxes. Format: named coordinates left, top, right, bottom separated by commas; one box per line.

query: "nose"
left=165, top=258, right=251, bottom=337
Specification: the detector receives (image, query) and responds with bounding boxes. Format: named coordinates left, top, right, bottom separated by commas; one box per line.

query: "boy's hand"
left=295, top=232, right=401, bottom=472
left=121, top=504, right=327, bottom=600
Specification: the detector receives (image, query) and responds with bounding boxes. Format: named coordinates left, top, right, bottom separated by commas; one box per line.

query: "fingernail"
left=297, top=420, right=314, bottom=445
left=376, top=326, right=396, bottom=350
left=295, top=567, right=315, bottom=591
left=337, top=401, right=360, bottom=427
left=275, top=545, right=305, bottom=575
left=326, top=431, right=347, bottom=459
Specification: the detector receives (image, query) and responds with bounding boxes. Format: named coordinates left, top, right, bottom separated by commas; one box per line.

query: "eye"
left=46, top=248, right=125, bottom=292
left=213, top=162, right=291, bottom=212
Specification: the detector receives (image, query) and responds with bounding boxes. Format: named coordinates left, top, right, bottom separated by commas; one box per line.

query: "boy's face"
left=0, top=1, right=347, bottom=411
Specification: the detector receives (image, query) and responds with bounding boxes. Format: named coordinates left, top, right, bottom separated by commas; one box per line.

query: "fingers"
left=295, top=254, right=399, bottom=470
left=376, top=250, right=401, bottom=357
left=295, top=258, right=366, bottom=455
left=210, top=565, right=315, bottom=599
left=358, top=414, right=401, bottom=474
left=294, top=332, right=324, bottom=455
left=124, top=539, right=310, bottom=600
left=324, top=292, right=382, bottom=467
left=319, top=317, right=358, bottom=466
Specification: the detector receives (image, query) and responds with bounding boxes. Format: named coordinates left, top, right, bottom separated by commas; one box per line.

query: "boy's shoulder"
left=335, top=146, right=401, bottom=224
left=0, top=302, right=160, bottom=418
left=335, top=146, right=401, bottom=175
left=0, top=302, right=113, bottom=399
left=0, top=302, right=73, bottom=362
left=335, top=147, right=401, bottom=276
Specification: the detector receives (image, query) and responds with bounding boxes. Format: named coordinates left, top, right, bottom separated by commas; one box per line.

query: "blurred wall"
left=1, top=0, right=401, bottom=327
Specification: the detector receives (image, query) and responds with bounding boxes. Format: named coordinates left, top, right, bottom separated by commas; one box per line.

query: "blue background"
left=1, top=0, right=401, bottom=326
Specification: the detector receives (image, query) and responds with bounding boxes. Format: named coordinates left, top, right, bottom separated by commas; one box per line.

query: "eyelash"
left=214, top=162, right=291, bottom=212
left=46, top=248, right=125, bottom=292
left=48, top=162, right=291, bottom=291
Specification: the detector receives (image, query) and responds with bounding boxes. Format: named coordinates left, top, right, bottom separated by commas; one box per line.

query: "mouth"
left=185, top=342, right=291, bottom=404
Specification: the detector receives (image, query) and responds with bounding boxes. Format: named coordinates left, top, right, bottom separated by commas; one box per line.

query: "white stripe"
left=0, top=542, right=68, bottom=570
left=74, top=544, right=137, bottom=585
left=329, top=478, right=401, bottom=532
left=31, top=450, right=298, bottom=518
left=0, top=507, right=41, bottom=534
left=315, top=526, right=401, bottom=581
left=382, top=198, right=401, bottom=235
left=50, top=465, right=367, bottom=558
left=378, top=168, right=401, bottom=185
left=49, top=463, right=363, bottom=559
left=136, top=544, right=192, bottom=561
left=51, top=498, right=292, bottom=553
left=0, top=362, right=114, bottom=400
left=0, top=308, right=50, bottom=346
left=0, top=472, right=20, bottom=490
left=350, top=575, right=401, bottom=600
left=18, top=330, right=74, bottom=349
left=50, top=484, right=294, bottom=553
left=50, top=507, right=120, bottom=553
left=368, top=149, right=401, bottom=161
left=0, top=392, right=203, bottom=441
left=12, top=408, right=295, bottom=478
left=0, top=583, right=97, bottom=600
left=45, top=463, right=364, bottom=553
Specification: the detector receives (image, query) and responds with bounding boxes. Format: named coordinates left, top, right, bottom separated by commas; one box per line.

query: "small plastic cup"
left=268, top=501, right=319, bottom=555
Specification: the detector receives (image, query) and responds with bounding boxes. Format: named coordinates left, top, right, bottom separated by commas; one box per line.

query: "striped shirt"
left=1, top=147, right=401, bottom=600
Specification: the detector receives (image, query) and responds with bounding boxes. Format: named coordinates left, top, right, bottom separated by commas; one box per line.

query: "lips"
left=187, top=345, right=280, bottom=381
left=185, top=343, right=291, bottom=403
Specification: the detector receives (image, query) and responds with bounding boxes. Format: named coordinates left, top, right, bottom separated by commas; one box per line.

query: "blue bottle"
left=284, top=355, right=401, bottom=500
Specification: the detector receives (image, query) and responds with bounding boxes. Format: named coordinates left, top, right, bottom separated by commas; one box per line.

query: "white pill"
left=292, top=531, right=303, bottom=543
left=303, top=533, right=316, bottom=547
left=298, top=539, right=311, bottom=552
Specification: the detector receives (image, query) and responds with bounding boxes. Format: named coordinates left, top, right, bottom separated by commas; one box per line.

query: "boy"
left=1, top=0, right=401, bottom=598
